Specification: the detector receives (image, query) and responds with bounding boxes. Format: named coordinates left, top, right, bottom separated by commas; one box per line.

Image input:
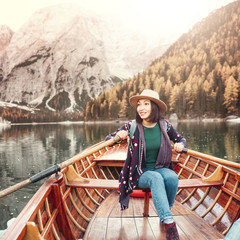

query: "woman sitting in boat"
left=106, top=89, right=186, bottom=240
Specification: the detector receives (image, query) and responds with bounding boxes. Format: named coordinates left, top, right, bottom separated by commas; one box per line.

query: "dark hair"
left=136, top=100, right=162, bottom=123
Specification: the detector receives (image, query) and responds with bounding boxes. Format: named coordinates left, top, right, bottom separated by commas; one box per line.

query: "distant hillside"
left=85, top=0, right=240, bottom=120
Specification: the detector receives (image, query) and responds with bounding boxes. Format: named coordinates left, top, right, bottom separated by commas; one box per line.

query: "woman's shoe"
left=164, top=222, right=180, bottom=240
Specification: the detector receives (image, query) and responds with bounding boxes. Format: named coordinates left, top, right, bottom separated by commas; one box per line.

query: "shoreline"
left=3, top=117, right=240, bottom=126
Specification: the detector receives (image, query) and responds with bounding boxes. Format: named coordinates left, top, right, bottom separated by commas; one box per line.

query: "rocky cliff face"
left=0, top=25, right=13, bottom=53
left=0, top=25, right=13, bottom=82
left=0, top=4, right=169, bottom=112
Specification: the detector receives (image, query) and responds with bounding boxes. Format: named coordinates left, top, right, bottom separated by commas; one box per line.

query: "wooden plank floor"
left=83, top=191, right=224, bottom=240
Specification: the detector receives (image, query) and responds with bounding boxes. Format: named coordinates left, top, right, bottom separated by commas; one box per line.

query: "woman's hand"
left=117, top=130, right=129, bottom=140
left=174, top=142, right=184, bottom=152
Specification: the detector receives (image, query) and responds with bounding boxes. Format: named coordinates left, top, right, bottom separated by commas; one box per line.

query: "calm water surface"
left=0, top=121, right=240, bottom=232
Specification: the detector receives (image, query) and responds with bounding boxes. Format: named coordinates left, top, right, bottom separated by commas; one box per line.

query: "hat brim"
left=129, top=95, right=167, bottom=113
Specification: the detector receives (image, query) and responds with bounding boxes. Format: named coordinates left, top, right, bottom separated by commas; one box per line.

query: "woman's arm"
left=166, top=120, right=186, bottom=152
left=105, top=120, right=132, bottom=142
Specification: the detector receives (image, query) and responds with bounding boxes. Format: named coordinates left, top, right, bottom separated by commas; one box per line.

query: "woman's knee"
left=148, top=172, right=165, bottom=188
left=170, top=172, right=179, bottom=181
left=139, top=171, right=164, bottom=187
left=166, top=172, right=179, bottom=186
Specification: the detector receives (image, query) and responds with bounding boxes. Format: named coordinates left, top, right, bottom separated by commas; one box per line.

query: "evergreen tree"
left=118, top=91, right=129, bottom=119
left=224, top=75, right=239, bottom=114
left=169, top=85, right=180, bottom=112
left=84, top=101, right=91, bottom=121
left=109, top=91, right=120, bottom=119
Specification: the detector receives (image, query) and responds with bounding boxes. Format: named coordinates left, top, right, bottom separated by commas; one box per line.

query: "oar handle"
left=30, top=164, right=61, bottom=183
left=0, top=135, right=121, bottom=198
left=0, top=165, right=61, bottom=198
left=183, top=148, right=240, bottom=170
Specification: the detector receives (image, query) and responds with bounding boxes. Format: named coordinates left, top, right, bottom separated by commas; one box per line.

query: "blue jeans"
left=224, top=219, right=240, bottom=240
left=137, top=168, right=179, bottom=222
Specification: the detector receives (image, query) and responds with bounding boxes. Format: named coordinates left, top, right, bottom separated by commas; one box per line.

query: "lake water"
left=0, top=120, right=240, bottom=233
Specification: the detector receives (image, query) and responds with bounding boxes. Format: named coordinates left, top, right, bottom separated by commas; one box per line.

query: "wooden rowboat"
left=1, top=137, right=240, bottom=240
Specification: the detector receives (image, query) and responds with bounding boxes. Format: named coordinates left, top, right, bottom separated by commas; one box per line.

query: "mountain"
left=84, top=0, right=240, bottom=120
left=0, top=25, right=13, bottom=83
left=0, top=25, right=13, bottom=53
left=0, top=4, right=170, bottom=117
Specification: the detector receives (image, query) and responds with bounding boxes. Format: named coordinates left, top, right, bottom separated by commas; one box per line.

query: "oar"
left=183, top=148, right=240, bottom=170
left=0, top=135, right=121, bottom=198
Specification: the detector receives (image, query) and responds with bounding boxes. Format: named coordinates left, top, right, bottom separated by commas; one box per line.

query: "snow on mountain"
left=0, top=4, right=170, bottom=112
left=0, top=100, right=36, bottom=113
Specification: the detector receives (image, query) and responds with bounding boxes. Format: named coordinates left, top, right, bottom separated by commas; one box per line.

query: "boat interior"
left=2, top=139, right=240, bottom=240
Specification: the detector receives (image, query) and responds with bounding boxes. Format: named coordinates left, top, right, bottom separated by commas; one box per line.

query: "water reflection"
left=0, top=123, right=122, bottom=189
left=0, top=122, right=123, bottom=231
left=0, top=121, right=240, bottom=231
left=176, top=121, right=240, bottom=162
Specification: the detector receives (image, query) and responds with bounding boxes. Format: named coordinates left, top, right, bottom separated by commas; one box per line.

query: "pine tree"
left=91, top=103, right=97, bottom=120
left=169, top=85, right=180, bottom=112
left=84, top=101, right=91, bottom=121
left=223, top=75, right=239, bottom=114
left=185, top=81, right=196, bottom=112
left=109, top=91, right=120, bottom=119
left=118, top=91, right=129, bottom=119
left=164, top=79, right=172, bottom=106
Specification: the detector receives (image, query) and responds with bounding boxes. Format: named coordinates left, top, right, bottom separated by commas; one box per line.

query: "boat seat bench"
left=66, top=178, right=223, bottom=217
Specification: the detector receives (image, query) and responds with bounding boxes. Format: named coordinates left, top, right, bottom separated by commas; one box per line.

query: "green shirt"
left=143, top=123, right=161, bottom=170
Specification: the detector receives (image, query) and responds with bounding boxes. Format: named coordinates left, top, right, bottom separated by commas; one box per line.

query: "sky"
left=0, top=0, right=236, bottom=37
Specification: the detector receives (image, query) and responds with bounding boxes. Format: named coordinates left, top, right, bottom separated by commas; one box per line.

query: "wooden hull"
left=2, top=140, right=240, bottom=239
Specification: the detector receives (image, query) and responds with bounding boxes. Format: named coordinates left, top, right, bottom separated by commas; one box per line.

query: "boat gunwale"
left=1, top=175, right=63, bottom=240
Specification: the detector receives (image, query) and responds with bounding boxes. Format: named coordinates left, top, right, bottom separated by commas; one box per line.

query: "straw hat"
left=129, top=89, right=167, bottom=113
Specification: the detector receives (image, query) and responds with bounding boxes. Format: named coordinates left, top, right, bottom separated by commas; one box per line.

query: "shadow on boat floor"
left=83, top=191, right=224, bottom=240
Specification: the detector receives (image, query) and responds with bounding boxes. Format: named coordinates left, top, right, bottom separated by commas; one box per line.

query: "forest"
left=0, top=107, right=83, bottom=123
left=84, top=1, right=240, bottom=121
